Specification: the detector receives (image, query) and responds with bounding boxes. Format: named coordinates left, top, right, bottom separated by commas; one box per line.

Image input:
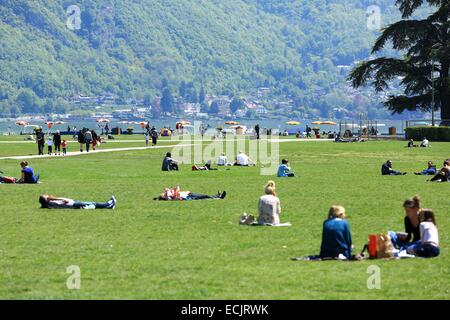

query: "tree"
left=143, top=92, right=153, bottom=107
left=349, top=0, right=450, bottom=122
left=230, top=98, right=244, bottom=114
left=200, top=102, right=209, bottom=113
left=179, top=80, right=186, bottom=98
left=199, top=86, right=206, bottom=104
left=16, top=89, right=41, bottom=114
left=209, top=101, right=219, bottom=115
left=161, top=87, right=174, bottom=114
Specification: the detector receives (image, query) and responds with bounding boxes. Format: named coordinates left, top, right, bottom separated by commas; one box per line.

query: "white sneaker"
left=108, top=196, right=116, bottom=209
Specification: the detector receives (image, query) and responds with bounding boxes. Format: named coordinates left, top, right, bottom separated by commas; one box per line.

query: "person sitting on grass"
left=414, top=161, right=437, bottom=175
left=407, top=139, right=417, bottom=148
left=406, top=209, right=440, bottom=258
left=277, top=159, right=295, bottom=177
left=217, top=153, right=230, bottom=166
left=420, top=137, right=430, bottom=148
left=388, top=195, right=421, bottom=250
left=162, top=152, right=179, bottom=171
left=234, top=151, right=255, bottom=166
left=257, top=181, right=282, bottom=225
left=381, top=160, right=406, bottom=175
left=429, top=159, right=450, bottom=182
left=18, top=161, right=39, bottom=184
left=153, top=186, right=226, bottom=201
left=39, top=194, right=116, bottom=209
left=319, top=205, right=353, bottom=260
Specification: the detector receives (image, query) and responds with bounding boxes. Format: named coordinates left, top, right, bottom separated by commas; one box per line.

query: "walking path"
left=0, top=138, right=333, bottom=160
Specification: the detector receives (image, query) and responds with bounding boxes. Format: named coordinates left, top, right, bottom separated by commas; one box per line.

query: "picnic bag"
left=368, top=234, right=394, bottom=259
left=239, top=213, right=256, bottom=225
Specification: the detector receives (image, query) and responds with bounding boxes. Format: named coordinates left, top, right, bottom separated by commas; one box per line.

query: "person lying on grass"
left=381, top=160, right=407, bottom=175
left=277, top=159, right=295, bottom=177
left=429, top=159, right=450, bottom=182
left=414, top=161, right=437, bottom=176
left=388, top=195, right=422, bottom=250
left=153, top=186, right=226, bottom=201
left=39, top=194, right=116, bottom=209
left=192, top=160, right=218, bottom=171
left=406, top=209, right=440, bottom=258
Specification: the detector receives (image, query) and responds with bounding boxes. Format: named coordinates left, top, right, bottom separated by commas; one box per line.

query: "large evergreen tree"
left=161, top=87, right=174, bottom=114
left=349, top=0, right=450, bottom=122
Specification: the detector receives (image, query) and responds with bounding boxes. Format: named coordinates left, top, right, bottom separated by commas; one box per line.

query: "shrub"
left=404, top=127, right=450, bottom=142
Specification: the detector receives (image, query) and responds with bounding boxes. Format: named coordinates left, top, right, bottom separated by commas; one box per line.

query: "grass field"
left=0, top=136, right=449, bottom=299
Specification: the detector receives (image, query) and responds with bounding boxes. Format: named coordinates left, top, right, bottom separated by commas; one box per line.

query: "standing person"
left=388, top=195, right=422, bottom=250
left=36, top=128, right=45, bottom=155
left=84, top=129, right=93, bottom=153
left=145, top=130, right=150, bottom=147
left=105, top=123, right=109, bottom=136
left=67, top=125, right=71, bottom=134
left=61, top=139, right=68, bottom=156
left=151, top=127, right=158, bottom=146
left=406, top=209, right=440, bottom=258
left=91, top=130, right=99, bottom=151
left=257, top=181, right=282, bottom=225
left=77, top=129, right=85, bottom=152
left=73, top=126, right=78, bottom=139
left=46, top=137, right=53, bottom=155
left=319, top=205, right=353, bottom=260
left=254, top=124, right=260, bottom=140
left=162, top=152, right=179, bottom=171
left=53, top=130, right=62, bottom=155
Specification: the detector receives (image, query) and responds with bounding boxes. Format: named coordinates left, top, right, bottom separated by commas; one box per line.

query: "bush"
left=405, top=126, right=450, bottom=142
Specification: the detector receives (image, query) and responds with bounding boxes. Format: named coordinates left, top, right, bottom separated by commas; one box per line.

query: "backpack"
left=368, top=234, right=395, bottom=259
left=239, top=213, right=256, bottom=225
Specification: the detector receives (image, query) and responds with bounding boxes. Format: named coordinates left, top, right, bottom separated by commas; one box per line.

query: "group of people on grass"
left=144, top=127, right=159, bottom=147
left=77, top=128, right=101, bottom=153
left=382, top=159, right=450, bottom=182
left=35, top=128, right=69, bottom=156
left=407, top=137, right=430, bottom=148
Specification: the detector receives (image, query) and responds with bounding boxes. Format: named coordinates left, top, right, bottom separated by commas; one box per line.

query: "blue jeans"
left=421, top=168, right=437, bottom=175
left=408, top=242, right=440, bottom=258
left=73, top=201, right=110, bottom=209
left=389, top=231, right=413, bottom=250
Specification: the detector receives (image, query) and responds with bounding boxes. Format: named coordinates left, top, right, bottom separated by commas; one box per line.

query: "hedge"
left=404, top=126, right=450, bottom=142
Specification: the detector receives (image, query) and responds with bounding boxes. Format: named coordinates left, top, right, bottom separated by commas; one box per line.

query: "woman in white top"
left=407, top=209, right=440, bottom=258
left=257, top=181, right=281, bottom=225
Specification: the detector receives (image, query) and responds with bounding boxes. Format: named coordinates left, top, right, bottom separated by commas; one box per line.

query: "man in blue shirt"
left=277, top=159, right=295, bottom=177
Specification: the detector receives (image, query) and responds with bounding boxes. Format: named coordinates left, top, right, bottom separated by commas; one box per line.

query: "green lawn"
left=0, top=137, right=449, bottom=299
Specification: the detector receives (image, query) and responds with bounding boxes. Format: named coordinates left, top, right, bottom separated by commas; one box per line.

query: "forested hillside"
left=0, top=0, right=417, bottom=117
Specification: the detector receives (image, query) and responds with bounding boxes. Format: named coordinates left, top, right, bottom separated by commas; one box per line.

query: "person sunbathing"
left=39, top=194, right=116, bottom=209
left=154, top=186, right=226, bottom=201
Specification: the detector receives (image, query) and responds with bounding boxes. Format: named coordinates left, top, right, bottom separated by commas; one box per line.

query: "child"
left=61, top=140, right=68, bottom=156
left=407, top=209, right=439, bottom=258
left=47, top=137, right=53, bottom=155
left=145, top=131, right=150, bottom=147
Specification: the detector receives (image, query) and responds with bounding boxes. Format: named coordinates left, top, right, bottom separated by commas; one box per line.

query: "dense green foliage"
left=405, top=126, right=450, bottom=141
left=0, top=0, right=413, bottom=117
left=350, top=0, right=450, bottom=121
left=0, top=137, right=449, bottom=299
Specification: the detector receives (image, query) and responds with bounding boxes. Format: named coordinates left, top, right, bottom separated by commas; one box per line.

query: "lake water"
left=0, top=118, right=408, bottom=135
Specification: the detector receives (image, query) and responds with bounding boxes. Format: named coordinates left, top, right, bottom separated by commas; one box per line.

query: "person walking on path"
left=151, top=127, right=158, bottom=146
left=77, top=129, right=85, bottom=152
left=53, top=130, right=62, bottom=155
left=84, top=129, right=93, bottom=153
left=255, top=124, right=260, bottom=140
left=36, top=128, right=45, bottom=155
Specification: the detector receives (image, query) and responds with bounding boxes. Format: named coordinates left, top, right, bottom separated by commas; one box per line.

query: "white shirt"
left=421, top=139, right=429, bottom=147
left=258, top=194, right=281, bottom=225
left=236, top=153, right=249, bottom=166
left=420, top=222, right=439, bottom=246
left=217, top=155, right=228, bottom=166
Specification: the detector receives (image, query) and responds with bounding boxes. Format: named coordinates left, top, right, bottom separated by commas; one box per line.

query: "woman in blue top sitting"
left=18, top=161, right=39, bottom=184
left=277, top=159, right=295, bottom=177
left=319, top=205, right=353, bottom=259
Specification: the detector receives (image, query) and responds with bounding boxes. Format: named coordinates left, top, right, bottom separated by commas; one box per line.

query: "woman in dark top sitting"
left=389, top=195, right=421, bottom=250
left=18, top=161, right=39, bottom=184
